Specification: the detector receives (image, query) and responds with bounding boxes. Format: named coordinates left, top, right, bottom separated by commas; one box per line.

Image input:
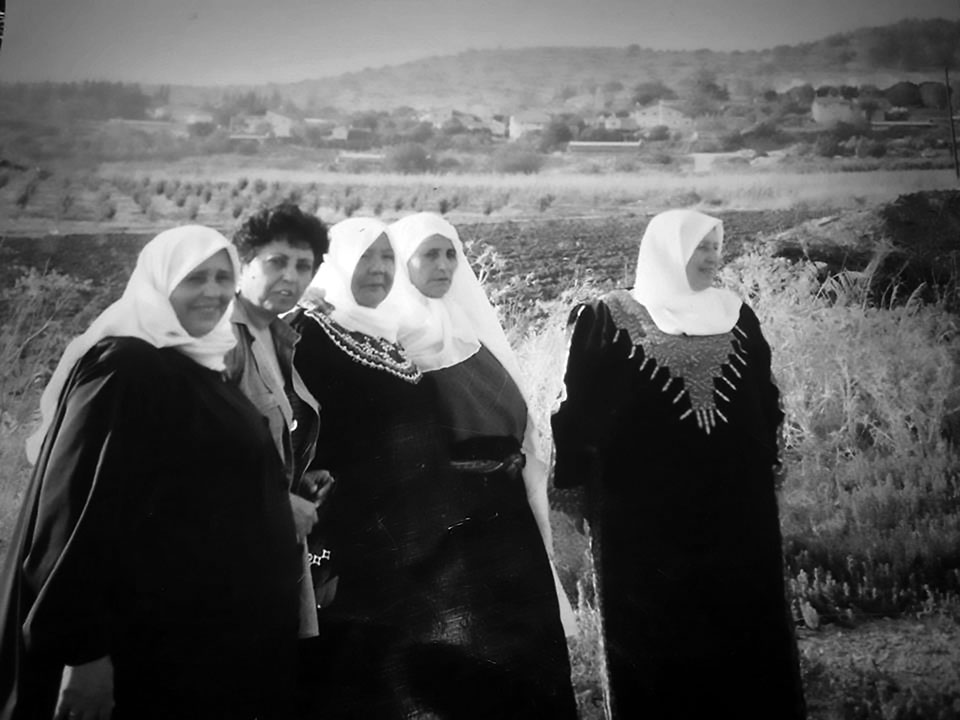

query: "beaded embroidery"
left=305, top=309, right=422, bottom=383
left=603, top=290, right=746, bottom=434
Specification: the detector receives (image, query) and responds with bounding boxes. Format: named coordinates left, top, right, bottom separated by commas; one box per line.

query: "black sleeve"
left=741, top=304, right=785, bottom=469
left=290, top=314, right=342, bottom=473
left=551, top=301, right=620, bottom=490
left=20, top=339, right=159, bottom=665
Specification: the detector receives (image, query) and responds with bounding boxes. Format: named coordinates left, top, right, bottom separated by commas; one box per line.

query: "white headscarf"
left=306, top=217, right=399, bottom=342
left=389, top=212, right=577, bottom=636
left=388, top=212, right=499, bottom=374
left=632, top=209, right=742, bottom=336
left=26, top=225, right=240, bottom=463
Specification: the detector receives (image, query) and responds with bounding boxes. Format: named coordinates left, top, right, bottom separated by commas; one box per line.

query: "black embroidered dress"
left=290, top=309, right=451, bottom=719
left=552, top=291, right=805, bottom=720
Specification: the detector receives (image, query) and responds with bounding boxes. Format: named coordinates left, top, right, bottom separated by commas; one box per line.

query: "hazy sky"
left=0, top=0, right=957, bottom=86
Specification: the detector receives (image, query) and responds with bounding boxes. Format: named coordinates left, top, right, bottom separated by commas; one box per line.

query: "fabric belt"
left=449, top=452, right=525, bottom=476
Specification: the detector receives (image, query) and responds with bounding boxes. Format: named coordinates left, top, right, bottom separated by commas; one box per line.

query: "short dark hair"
left=233, top=203, right=328, bottom=270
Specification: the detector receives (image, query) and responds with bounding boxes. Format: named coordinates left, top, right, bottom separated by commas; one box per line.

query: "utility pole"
left=947, top=66, right=959, bottom=181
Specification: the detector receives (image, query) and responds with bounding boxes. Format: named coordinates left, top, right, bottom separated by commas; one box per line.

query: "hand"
left=54, top=656, right=114, bottom=720
left=300, top=287, right=335, bottom=315
left=289, top=493, right=319, bottom=542
left=300, top=470, right=335, bottom=508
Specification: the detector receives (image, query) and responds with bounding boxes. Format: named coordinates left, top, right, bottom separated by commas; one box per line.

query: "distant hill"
left=145, top=18, right=960, bottom=116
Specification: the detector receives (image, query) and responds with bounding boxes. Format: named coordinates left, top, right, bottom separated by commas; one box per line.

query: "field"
left=2, top=162, right=960, bottom=718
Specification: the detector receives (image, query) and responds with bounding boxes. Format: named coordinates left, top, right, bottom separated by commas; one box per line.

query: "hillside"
left=167, top=18, right=960, bottom=113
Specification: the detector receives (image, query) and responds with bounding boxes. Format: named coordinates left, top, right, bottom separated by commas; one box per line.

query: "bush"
left=644, top=125, right=670, bottom=142
left=491, top=146, right=545, bottom=175
left=855, top=137, right=887, bottom=159
left=385, top=143, right=434, bottom=174
left=815, top=134, right=841, bottom=157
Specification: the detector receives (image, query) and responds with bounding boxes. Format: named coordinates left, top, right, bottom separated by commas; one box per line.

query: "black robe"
left=0, top=337, right=301, bottom=720
left=290, top=312, right=576, bottom=720
left=552, top=291, right=806, bottom=720
left=290, top=310, right=453, bottom=719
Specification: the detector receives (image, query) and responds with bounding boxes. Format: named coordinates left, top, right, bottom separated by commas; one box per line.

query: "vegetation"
left=3, top=199, right=960, bottom=718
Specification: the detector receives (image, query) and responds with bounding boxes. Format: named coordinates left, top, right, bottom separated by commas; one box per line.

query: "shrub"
left=644, top=125, right=670, bottom=141
left=97, top=200, right=117, bottom=221
left=386, top=143, right=434, bottom=174
left=491, top=146, right=545, bottom=175
left=343, top=195, right=363, bottom=217
left=815, top=135, right=841, bottom=157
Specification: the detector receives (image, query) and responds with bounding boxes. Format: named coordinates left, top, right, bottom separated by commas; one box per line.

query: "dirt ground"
left=798, top=616, right=960, bottom=719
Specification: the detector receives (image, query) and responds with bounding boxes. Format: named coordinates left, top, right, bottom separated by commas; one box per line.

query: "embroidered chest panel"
left=603, top=291, right=748, bottom=434
left=307, top=309, right=422, bottom=384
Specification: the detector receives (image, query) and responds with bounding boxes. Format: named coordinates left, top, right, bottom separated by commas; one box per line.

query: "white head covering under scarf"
left=306, top=217, right=399, bottom=342
left=25, top=225, right=240, bottom=464
left=632, top=209, right=742, bottom=336
left=389, top=212, right=577, bottom=636
left=389, top=212, right=513, bottom=375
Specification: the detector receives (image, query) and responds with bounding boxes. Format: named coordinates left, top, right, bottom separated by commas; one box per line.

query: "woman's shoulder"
left=734, top=301, right=762, bottom=332
left=295, top=307, right=421, bottom=383
left=80, top=336, right=167, bottom=378
left=568, top=289, right=652, bottom=343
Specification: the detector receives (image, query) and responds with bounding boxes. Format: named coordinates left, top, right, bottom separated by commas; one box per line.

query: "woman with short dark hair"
left=226, top=204, right=333, bottom=641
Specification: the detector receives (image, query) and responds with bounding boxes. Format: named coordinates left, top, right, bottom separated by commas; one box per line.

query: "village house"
left=230, top=110, right=296, bottom=139
left=420, top=109, right=456, bottom=128
left=148, top=106, right=215, bottom=126
left=486, top=114, right=508, bottom=137
left=594, top=111, right=638, bottom=131
left=811, top=97, right=866, bottom=127
left=631, top=100, right=694, bottom=130
left=508, top=110, right=552, bottom=140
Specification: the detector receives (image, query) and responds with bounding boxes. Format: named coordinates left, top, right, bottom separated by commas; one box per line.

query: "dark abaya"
left=0, top=337, right=301, bottom=720
left=552, top=291, right=806, bottom=720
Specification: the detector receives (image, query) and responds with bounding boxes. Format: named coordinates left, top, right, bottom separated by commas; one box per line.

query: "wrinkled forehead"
left=392, top=214, right=461, bottom=261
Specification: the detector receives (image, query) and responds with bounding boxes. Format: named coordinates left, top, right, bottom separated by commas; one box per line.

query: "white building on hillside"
left=631, top=100, right=693, bottom=129
left=508, top=111, right=551, bottom=140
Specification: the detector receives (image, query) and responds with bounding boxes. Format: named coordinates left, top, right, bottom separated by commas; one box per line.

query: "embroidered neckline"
left=305, top=309, right=422, bottom=384
left=602, top=290, right=747, bottom=435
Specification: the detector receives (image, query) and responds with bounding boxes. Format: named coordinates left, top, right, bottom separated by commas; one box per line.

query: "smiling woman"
left=167, top=250, right=236, bottom=337
left=0, top=225, right=302, bottom=720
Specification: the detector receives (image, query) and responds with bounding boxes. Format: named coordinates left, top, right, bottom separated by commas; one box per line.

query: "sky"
left=0, top=0, right=957, bottom=86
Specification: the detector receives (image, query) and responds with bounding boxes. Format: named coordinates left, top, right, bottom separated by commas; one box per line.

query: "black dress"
left=423, top=346, right=577, bottom=720
left=552, top=290, right=806, bottom=720
left=290, top=313, right=576, bottom=720
left=290, top=309, right=452, bottom=720
left=0, top=337, right=301, bottom=720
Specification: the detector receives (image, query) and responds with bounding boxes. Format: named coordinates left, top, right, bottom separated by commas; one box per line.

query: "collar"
left=232, top=295, right=301, bottom=348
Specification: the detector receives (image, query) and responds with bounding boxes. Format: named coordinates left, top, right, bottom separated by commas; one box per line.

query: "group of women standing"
left=0, top=204, right=806, bottom=719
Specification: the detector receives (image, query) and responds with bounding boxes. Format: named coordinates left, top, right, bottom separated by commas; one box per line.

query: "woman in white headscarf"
left=0, top=226, right=302, bottom=720
left=387, top=212, right=578, bottom=720
left=289, top=217, right=454, bottom=719
left=552, top=209, right=806, bottom=720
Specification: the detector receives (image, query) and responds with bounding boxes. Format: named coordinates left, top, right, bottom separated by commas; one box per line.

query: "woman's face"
left=351, top=233, right=395, bottom=308
left=685, top=229, right=720, bottom=292
left=169, top=250, right=236, bottom=337
left=407, top=234, right=458, bottom=299
left=238, top=237, right=316, bottom=316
